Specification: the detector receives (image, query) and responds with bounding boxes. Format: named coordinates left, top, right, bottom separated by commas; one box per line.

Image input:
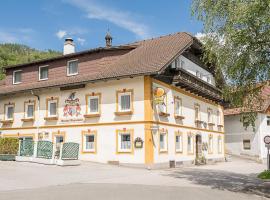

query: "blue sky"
left=0, top=0, right=203, bottom=52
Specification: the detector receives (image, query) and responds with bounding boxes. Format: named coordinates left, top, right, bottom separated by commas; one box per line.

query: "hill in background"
left=0, top=43, right=61, bottom=79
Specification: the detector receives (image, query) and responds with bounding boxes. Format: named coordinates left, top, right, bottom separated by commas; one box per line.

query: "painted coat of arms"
left=63, top=92, right=81, bottom=117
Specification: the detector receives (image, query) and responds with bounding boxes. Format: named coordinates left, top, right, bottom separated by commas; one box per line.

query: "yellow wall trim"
left=0, top=120, right=224, bottom=134
left=144, top=76, right=154, bottom=164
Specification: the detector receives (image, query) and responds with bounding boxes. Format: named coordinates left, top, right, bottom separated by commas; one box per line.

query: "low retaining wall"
left=0, top=154, right=16, bottom=161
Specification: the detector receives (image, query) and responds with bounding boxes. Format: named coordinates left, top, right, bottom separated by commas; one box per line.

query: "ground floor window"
left=117, top=129, right=133, bottom=153
left=208, top=135, right=213, bottom=154
left=82, top=130, right=97, bottom=153
left=159, top=130, right=168, bottom=153
left=175, top=132, right=183, bottom=153
left=187, top=134, right=194, bottom=154
left=243, top=139, right=251, bottom=150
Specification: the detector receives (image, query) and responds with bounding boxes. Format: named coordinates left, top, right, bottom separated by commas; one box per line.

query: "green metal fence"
left=19, top=140, right=34, bottom=157
left=61, top=142, right=79, bottom=160
left=36, top=141, right=53, bottom=159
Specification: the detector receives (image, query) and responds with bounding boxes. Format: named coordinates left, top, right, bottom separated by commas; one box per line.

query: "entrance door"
left=195, top=134, right=202, bottom=159
left=54, top=136, right=64, bottom=158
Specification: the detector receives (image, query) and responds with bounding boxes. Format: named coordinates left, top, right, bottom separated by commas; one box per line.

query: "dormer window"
left=13, top=70, right=22, bottom=84
left=67, top=60, right=78, bottom=76
left=39, top=65, right=48, bottom=80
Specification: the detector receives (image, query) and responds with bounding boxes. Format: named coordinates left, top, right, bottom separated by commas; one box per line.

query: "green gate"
left=61, top=142, right=79, bottom=160
left=19, top=140, right=34, bottom=157
left=37, top=141, right=53, bottom=159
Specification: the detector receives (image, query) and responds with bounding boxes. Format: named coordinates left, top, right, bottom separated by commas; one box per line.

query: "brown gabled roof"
left=0, top=32, right=196, bottom=96
left=224, top=84, right=270, bottom=115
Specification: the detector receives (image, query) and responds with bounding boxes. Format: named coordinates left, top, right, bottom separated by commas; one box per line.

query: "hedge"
left=258, top=170, right=270, bottom=180
left=0, top=138, right=19, bottom=154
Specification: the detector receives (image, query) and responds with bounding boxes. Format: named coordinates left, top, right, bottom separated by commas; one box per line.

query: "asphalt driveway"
left=0, top=157, right=269, bottom=200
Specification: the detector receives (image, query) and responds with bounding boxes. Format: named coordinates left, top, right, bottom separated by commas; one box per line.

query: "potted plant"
left=0, top=137, right=19, bottom=161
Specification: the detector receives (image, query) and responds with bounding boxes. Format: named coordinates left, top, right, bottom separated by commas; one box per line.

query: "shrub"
left=0, top=138, right=19, bottom=154
left=258, top=170, right=270, bottom=180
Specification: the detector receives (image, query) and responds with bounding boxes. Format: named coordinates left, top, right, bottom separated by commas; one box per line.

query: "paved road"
left=0, top=157, right=269, bottom=200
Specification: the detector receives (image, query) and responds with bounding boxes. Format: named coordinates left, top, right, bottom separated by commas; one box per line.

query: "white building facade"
left=0, top=32, right=225, bottom=168
left=225, top=111, right=270, bottom=163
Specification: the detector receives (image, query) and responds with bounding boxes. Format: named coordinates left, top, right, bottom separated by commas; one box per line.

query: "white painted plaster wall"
left=224, top=115, right=260, bottom=158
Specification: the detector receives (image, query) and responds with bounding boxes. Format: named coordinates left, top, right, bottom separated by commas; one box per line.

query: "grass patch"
left=258, top=170, right=270, bottom=180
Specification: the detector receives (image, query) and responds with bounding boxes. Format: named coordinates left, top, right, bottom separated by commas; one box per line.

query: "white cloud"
left=0, top=28, right=36, bottom=44
left=0, top=31, right=18, bottom=43
left=56, top=30, right=67, bottom=39
left=195, top=32, right=207, bottom=40
left=77, top=37, right=86, bottom=45
left=63, top=0, right=150, bottom=39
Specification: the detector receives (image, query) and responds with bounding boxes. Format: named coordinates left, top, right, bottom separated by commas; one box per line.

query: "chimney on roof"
left=63, top=38, right=75, bottom=55
left=105, top=30, right=112, bottom=47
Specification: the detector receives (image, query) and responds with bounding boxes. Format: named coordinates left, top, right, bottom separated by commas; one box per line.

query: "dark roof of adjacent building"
left=0, top=32, right=205, bottom=96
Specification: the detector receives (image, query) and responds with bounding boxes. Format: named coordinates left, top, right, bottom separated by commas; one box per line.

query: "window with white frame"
left=5, top=104, right=14, bottom=120
left=159, top=131, right=167, bottom=152
left=117, top=130, right=132, bottom=152
left=48, top=99, right=58, bottom=117
left=39, top=65, right=48, bottom=80
left=174, top=97, right=182, bottom=116
left=25, top=102, right=34, bottom=118
left=87, top=95, right=100, bottom=114
left=208, top=108, right=213, bottom=123
left=218, top=136, right=222, bottom=154
left=13, top=70, right=22, bottom=84
left=175, top=133, right=183, bottom=152
left=84, top=134, right=96, bottom=152
left=118, top=91, right=132, bottom=112
left=67, top=60, right=78, bottom=76
left=187, top=134, right=194, bottom=153
left=195, top=104, right=200, bottom=121
left=209, top=135, right=213, bottom=153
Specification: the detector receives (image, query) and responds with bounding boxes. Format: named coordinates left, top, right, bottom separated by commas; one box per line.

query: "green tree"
left=0, top=44, right=61, bottom=80
left=192, top=0, right=270, bottom=128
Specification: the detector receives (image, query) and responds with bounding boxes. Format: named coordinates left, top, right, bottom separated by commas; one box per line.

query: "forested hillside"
left=0, top=44, right=61, bottom=80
